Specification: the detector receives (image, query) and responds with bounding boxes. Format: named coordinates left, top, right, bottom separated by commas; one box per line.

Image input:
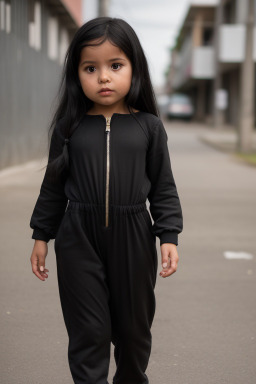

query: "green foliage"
left=235, top=152, right=256, bottom=166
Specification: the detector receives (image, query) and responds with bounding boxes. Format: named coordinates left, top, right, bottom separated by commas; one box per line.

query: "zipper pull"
left=105, top=117, right=111, bottom=132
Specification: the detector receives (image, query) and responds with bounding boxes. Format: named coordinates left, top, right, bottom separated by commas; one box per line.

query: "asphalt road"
left=1, top=119, right=255, bottom=384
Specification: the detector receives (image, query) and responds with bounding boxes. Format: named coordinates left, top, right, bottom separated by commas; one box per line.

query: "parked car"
left=166, top=93, right=194, bottom=121
left=156, top=94, right=171, bottom=117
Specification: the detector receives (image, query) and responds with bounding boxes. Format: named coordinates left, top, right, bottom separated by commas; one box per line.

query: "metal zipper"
left=105, top=116, right=111, bottom=227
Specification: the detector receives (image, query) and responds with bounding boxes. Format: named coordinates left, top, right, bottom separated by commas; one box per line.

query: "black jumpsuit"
left=30, top=111, right=183, bottom=384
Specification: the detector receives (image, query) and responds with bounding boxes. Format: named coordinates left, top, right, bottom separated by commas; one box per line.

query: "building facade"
left=0, top=0, right=82, bottom=170
left=167, top=0, right=256, bottom=127
left=166, top=1, right=216, bottom=122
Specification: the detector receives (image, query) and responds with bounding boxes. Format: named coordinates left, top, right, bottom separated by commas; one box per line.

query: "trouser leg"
left=106, top=205, right=158, bottom=384
left=54, top=208, right=111, bottom=384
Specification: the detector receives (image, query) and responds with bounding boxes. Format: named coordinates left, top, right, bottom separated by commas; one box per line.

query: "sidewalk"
left=197, top=124, right=256, bottom=152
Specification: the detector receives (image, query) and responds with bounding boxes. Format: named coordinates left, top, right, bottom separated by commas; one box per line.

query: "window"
left=0, top=0, right=11, bottom=33
left=28, top=0, right=41, bottom=50
left=47, top=15, right=58, bottom=60
left=59, top=27, right=69, bottom=65
left=223, top=0, right=236, bottom=24
left=203, top=28, right=213, bottom=46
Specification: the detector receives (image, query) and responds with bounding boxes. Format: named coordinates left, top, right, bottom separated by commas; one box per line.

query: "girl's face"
left=78, top=39, right=133, bottom=112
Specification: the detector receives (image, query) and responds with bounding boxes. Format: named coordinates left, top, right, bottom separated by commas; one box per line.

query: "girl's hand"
left=30, top=240, right=49, bottom=281
left=159, top=243, right=179, bottom=278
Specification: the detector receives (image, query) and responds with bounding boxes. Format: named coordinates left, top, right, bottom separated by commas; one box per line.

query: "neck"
left=87, top=102, right=135, bottom=117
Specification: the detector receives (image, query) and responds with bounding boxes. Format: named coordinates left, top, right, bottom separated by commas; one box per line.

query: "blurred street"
left=1, top=118, right=256, bottom=384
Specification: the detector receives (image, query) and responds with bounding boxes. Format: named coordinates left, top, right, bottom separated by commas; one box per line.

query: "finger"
left=31, top=259, right=46, bottom=281
left=41, top=269, right=49, bottom=278
left=32, top=266, right=46, bottom=281
left=41, top=271, right=49, bottom=278
left=38, top=256, right=45, bottom=273
left=35, top=271, right=46, bottom=281
left=160, top=264, right=178, bottom=278
left=160, top=270, right=172, bottom=278
left=161, top=251, right=169, bottom=271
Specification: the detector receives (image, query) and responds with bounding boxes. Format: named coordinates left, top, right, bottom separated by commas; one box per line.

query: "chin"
left=96, top=99, right=118, bottom=105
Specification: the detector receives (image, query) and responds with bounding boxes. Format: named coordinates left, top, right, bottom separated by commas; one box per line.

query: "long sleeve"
left=29, top=122, right=68, bottom=242
left=146, top=119, right=183, bottom=246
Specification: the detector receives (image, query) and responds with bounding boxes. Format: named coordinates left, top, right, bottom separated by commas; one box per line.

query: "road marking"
left=224, top=251, right=254, bottom=260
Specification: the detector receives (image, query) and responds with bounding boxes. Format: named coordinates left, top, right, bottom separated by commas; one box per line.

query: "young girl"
left=29, top=17, right=183, bottom=384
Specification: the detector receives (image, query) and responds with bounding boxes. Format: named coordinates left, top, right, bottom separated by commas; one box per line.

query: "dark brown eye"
left=112, top=63, right=122, bottom=70
left=86, top=66, right=95, bottom=73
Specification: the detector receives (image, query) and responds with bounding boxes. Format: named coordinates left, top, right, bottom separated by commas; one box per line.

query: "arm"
left=29, top=121, right=68, bottom=243
left=146, top=119, right=183, bottom=246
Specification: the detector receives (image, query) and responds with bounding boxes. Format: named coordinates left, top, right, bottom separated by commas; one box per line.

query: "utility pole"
left=238, top=0, right=255, bottom=152
left=213, top=0, right=224, bottom=129
left=98, top=0, right=109, bottom=17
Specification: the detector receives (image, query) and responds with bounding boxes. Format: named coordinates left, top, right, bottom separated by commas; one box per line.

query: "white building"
left=167, top=0, right=256, bottom=126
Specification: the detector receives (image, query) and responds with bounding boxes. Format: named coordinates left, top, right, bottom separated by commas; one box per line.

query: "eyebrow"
left=80, top=57, right=126, bottom=66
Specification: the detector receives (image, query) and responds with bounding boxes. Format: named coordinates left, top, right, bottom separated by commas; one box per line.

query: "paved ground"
left=1, top=119, right=256, bottom=384
left=197, top=123, right=256, bottom=152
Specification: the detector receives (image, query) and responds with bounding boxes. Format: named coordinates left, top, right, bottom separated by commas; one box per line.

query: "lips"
left=98, top=88, right=113, bottom=93
left=98, top=88, right=114, bottom=97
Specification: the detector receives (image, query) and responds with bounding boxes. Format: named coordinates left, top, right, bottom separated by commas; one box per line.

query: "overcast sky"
left=83, top=0, right=192, bottom=88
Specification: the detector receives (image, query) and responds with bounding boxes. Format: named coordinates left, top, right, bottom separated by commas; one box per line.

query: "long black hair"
left=45, top=16, right=159, bottom=182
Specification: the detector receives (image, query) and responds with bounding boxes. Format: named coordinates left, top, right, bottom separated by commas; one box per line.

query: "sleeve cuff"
left=160, top=231, right=178, bottom=246
left=32, top=229, right=51, bottom=243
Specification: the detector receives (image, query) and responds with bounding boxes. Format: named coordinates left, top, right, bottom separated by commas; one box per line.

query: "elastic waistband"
left=67, top=200, right=147, bottom=214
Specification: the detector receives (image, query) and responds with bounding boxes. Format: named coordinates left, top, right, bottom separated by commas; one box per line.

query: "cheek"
left=79, top=74, right=93, bottom=91
left=118, top=68, right=132, bottom=89
left=126, top=67, right=132, bottom=85
left=124, top=71, right=132, bottom=91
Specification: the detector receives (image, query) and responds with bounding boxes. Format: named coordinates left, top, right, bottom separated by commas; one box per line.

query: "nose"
left=98, top=68, right=110, bottom=84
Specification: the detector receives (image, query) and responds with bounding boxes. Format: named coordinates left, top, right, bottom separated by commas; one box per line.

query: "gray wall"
left=236, top=0, right=248, bottom=23
left=0, top=0, right=66, bottom=170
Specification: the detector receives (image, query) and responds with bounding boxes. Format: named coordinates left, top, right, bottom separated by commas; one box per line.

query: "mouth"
left=98, top=88, right=114, bottom=96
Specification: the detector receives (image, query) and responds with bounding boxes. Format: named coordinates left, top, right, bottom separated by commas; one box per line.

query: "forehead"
left=79, top=39, right=127, bottom=62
